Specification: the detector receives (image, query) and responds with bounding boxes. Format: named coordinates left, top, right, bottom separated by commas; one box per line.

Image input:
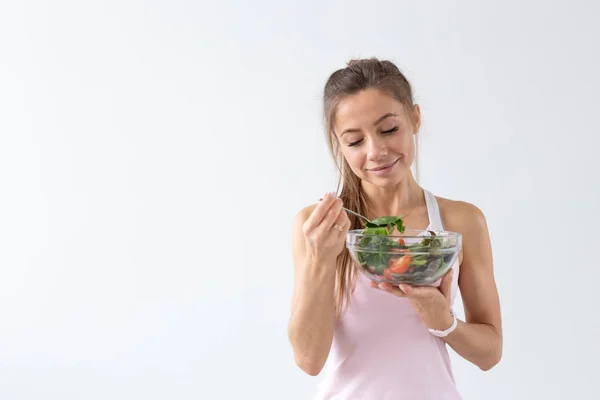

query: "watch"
left=428, top=312, right=458, bottom=337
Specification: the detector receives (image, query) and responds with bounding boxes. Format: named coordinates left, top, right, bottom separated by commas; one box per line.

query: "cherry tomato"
left=389, top=255, right=412, bottom=274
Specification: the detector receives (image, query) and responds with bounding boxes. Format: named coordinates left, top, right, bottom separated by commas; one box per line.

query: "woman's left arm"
left=376, top=202, right=502, bottom=371
left=440, top=202, right=503, bottom=371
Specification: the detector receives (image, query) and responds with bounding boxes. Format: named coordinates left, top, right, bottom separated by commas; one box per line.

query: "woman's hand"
left=372, top=269, right=455, bottom=331
left=302, top=192, right=351, bottom=265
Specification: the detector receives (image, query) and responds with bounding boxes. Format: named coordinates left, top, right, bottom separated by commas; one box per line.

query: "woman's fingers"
left=319, top=197, right=343, bottom=232
left=372, top=281, right=407, bottom=297
left=303, top=193, right=337, bottom=232
left=330, top=204, right=350, bottom=234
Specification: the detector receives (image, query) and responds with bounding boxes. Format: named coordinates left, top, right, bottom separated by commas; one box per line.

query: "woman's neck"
left=361, top=174, right=423, bottom=219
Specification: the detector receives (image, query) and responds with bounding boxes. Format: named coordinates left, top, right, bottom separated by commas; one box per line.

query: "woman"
left=288, top=58, right=502, bottom=399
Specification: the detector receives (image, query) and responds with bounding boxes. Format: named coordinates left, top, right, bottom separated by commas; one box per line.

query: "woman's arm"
left=377, top=200, right=503, bottom=371
left=442, top=202, right=503, bottom=371
left=287, top=202, right=346, bottom=376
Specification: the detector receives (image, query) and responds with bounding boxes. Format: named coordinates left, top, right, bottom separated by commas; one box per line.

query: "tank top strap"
left=423, top=189, right=445, bottom=231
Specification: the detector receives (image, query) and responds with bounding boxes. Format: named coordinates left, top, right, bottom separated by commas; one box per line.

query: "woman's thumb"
left=440, top=269, right=454, bottom=299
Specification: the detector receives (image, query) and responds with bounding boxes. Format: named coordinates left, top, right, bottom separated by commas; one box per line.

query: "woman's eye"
left=347, top=127, right=397, bottom=147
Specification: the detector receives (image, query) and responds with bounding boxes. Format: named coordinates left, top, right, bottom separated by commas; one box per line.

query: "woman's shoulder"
left=435, top=195, right=488, bottom=234
left=435, top=195, right=490, bottom=266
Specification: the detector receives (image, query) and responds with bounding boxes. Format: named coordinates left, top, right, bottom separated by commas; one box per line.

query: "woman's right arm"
left=287, top=193, right=350, bottom=376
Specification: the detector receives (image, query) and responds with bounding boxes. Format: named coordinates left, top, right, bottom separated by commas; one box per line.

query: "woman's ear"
left=412, top=104, right=421, bottom=133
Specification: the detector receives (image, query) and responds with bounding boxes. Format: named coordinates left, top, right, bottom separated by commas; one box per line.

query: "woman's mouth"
left=368, top=158, right=400, bottom=176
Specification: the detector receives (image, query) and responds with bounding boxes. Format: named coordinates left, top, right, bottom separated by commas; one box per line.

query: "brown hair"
left=323, top=57, right=418, bottom=318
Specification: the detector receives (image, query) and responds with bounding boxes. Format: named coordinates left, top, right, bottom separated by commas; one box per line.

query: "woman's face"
left=333, top=88, right=421, bottom=187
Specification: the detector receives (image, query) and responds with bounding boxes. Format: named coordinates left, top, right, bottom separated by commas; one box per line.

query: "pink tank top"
left=314, top=190, right=462, bottom=400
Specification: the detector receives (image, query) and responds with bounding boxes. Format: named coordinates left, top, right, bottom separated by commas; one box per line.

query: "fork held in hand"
left=318, top=197, right=371, bottom=224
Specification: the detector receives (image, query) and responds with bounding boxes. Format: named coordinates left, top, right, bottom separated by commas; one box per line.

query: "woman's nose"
left=368, top=140, right=388, bottom=160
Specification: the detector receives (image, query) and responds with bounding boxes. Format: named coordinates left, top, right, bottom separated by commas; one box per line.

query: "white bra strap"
left=423, top=189, right=445, bottom=231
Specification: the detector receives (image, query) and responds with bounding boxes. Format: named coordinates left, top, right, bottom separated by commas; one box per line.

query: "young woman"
left=288, top=58, right=502, bottom=399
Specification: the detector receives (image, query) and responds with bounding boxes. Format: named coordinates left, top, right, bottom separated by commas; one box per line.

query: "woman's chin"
left=362, top=170, right=408, bottom=188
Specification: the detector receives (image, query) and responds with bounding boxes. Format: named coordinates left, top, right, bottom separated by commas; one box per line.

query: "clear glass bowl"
left=346, top=229, right=462, bottom=286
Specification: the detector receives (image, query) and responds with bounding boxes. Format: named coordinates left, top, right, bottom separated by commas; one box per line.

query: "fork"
left=318, top=198, right=371, bottom=224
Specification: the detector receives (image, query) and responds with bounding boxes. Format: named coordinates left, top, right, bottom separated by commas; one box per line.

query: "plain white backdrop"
left=1, top=0, right=599, bottom=399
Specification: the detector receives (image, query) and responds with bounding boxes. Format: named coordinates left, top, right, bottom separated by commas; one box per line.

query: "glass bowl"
left=346, top=229, right=462, bottom=286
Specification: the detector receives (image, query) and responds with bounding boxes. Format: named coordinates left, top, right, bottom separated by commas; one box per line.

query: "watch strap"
left=429, top=312, right=457, bottom=337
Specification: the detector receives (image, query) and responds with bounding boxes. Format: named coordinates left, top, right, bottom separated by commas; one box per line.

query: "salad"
left=351, top=216, right=457, bottom=284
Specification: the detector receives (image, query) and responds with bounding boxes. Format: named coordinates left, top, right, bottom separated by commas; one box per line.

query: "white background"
left=1, top=1, right=599, bottom=399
